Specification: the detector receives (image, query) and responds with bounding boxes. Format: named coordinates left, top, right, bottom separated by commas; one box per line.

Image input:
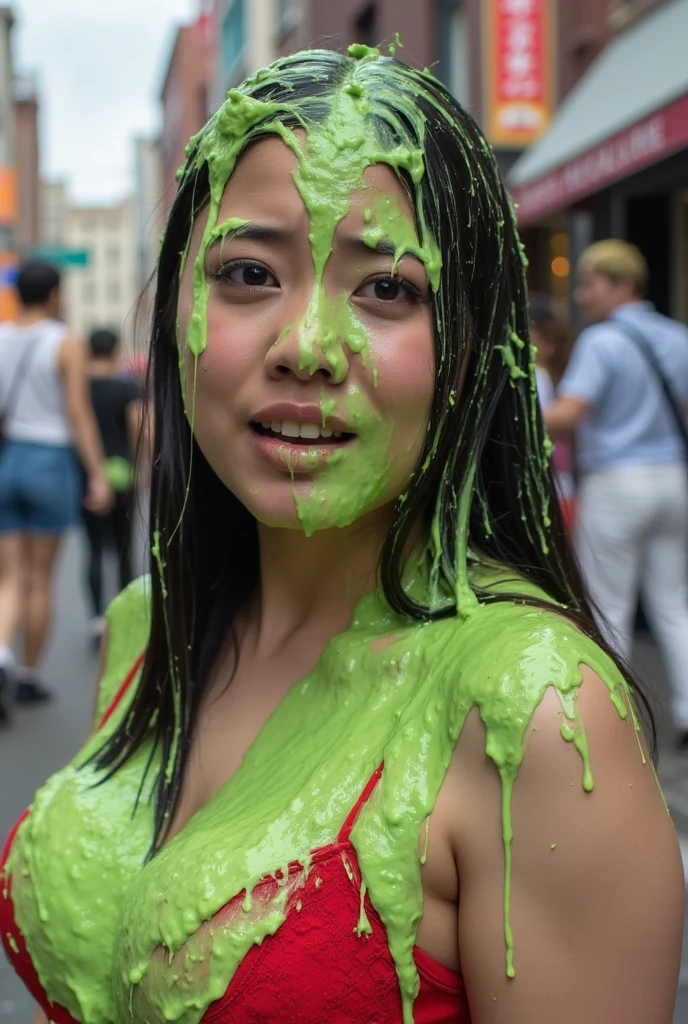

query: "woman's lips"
left=249, top=424, right=353, bottom=471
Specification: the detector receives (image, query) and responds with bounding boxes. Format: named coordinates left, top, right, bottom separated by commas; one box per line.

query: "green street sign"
left=29, top=246, right=90, bottom=267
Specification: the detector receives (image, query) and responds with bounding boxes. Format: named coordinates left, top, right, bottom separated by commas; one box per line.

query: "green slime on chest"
left=6, top=570, right=641, bottom=1024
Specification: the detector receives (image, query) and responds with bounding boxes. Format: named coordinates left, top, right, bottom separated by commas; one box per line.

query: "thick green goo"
left=291, top=385, right=395, bottom=537
left=361, top=194, right=441, bottom=292
left=6, top=573, right=643, bottom=1024
left=178, top=57, right=441, bottom=542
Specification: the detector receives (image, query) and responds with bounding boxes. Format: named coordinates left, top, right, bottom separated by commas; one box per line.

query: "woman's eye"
left=215, top=262, right=277, bottom=288
left=357, top=276, right=417, bottom=303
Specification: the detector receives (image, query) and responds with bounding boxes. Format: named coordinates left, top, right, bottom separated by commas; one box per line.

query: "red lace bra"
left=1, top=657, right=471, bottom=1023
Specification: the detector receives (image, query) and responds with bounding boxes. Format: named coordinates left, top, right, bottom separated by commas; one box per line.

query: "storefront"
left=509, top=0, right=688, bottom=323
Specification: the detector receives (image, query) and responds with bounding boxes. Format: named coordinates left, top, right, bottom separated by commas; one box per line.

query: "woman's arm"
left=448, top=667, right=683, bottom=1023
left=31, top=1010, right=48, bottom=1024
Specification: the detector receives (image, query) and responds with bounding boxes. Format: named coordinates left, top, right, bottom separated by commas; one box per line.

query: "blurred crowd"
left=1, top=239, right=688, bottom=744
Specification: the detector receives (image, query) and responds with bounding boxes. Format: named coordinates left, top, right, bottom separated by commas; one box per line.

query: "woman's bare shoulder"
left=432, top=660, right=683, bottom=1023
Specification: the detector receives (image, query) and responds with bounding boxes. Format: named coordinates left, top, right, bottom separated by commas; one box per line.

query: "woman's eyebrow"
left=207, top=223, right=293, bottom=253
left=338, top=235, right=423, bottom=265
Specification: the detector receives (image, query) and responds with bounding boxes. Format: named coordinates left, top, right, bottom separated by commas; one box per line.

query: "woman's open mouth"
left=249, top=419, right=355, bottom=470
left=250, top=420, right=355, bottom=445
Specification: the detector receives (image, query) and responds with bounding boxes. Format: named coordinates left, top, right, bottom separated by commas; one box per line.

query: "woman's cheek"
left=372, top=329, right=434, bottom=440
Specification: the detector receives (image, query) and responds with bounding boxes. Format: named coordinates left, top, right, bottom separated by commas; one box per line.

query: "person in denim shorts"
left=0, top=262, right=111, bottom=717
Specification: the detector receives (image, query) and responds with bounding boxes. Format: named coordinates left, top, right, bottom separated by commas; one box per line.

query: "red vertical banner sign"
left=484, top=0, right=553, bottom=148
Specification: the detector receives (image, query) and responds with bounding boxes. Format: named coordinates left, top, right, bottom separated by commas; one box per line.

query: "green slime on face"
left=181, top=53, right=440, bottom=538
left=361, top=193, right=441, bottom=291
left=288, top=385, right=395, bottom=537
left=4, top=47, right=655, bottom=1024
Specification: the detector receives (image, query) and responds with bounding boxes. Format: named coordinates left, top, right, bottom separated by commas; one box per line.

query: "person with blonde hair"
left=545, top=239, right=688, bottom=749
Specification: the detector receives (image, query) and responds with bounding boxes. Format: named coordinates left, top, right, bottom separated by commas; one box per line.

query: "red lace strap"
left=96, top=651, right=146, bottom=731
left=337, top=763, right=384, bottom=844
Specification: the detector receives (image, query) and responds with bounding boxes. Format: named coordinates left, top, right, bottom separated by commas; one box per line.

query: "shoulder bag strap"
left=1, top=333, right=41, bottom=417
left=612, top=320, right=688, bottom=459
left=1, top=333, right=41, bottom=422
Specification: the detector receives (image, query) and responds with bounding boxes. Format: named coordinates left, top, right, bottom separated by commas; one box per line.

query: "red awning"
left=508, top=0, right=688, bottom=226
left=511, top=91, right=688, bottom=225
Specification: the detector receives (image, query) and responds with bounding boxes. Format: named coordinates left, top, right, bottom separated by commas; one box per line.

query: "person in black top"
left=83, top=328, right=143, bottom=637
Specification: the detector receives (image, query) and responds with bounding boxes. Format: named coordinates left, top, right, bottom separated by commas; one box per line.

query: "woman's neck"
left=252, top=510, right=392, bottom=654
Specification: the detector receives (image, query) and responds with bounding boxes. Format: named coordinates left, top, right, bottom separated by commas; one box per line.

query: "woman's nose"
left=264, top=304, right=350, bottom=384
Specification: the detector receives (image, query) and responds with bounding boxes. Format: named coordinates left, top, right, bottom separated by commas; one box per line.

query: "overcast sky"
left=13, top=0, right=197, bottom=205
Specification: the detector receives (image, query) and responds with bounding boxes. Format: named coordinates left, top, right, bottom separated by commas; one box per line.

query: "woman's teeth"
left=260, top=420, right=343, bottom=440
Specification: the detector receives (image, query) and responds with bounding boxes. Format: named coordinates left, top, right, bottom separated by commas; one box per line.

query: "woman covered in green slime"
left=2, top=47, right=683, bottom=1024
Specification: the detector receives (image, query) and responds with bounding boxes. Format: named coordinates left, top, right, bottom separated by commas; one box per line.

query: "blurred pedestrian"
left=0, top=262, right=111, bottom=715
left=544, top=240, right=688, bottom=746
left=83, top=327, right=145, bottom=640
left=529, top=294, right=576, bottom=528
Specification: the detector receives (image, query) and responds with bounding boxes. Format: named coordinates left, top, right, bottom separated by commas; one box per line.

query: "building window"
left=106, top=244, right=120, bottom=266
left=355, top=4, right=377, bottom=48
left=221, top=0, right=245, bottom=83
left=82, top=281, right=95, bottom=304
left=107, top=281, right=121, bottom=303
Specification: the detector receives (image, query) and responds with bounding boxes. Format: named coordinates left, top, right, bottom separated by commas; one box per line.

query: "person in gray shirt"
left=545, top=240, right=688, bottom=749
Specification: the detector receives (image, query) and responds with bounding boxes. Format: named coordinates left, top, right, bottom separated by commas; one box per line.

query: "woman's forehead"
left=214, top=132, right=415, bottom=227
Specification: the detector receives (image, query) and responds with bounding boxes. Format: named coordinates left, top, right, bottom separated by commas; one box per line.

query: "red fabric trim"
left=414, top=945, right=464, bottom=995
left=337, top=763, right=384, bottom=843
left=96, top=650, right=145, bottom=730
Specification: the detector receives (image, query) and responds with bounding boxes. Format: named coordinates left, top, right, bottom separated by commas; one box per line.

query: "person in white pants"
left=544, top=240, right=688, bottom=747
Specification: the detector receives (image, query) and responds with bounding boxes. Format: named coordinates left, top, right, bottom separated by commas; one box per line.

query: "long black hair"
left=93, top=50, right=654, bottom=853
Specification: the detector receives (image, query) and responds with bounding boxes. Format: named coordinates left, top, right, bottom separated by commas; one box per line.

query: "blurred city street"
left=0, top=529, right=688, bottom=1022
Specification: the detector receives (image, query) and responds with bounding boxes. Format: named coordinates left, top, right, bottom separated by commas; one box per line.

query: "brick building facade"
left=160, top=21, right=214, bottom=210
left=14, top=76, right=41, bottom=253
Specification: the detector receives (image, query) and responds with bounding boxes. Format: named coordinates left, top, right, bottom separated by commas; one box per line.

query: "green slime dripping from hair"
left=181, top=51, right=440, bottom=538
